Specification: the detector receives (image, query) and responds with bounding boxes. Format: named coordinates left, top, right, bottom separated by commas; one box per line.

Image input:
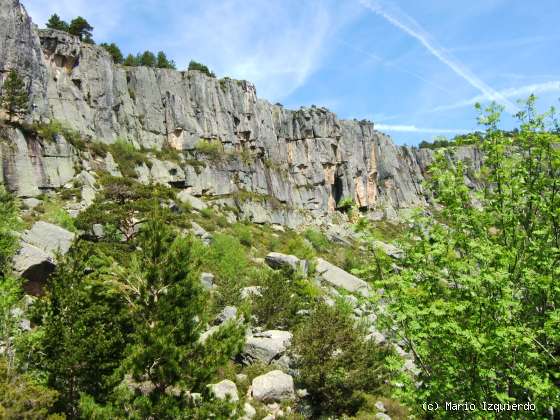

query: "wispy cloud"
left=359, top=0, right=519, bottom=114
left=337, top=39, right=453, bottom=95
left=430, top=81, right=560, bottom=113
left=376, top=124, right=468, bottom=134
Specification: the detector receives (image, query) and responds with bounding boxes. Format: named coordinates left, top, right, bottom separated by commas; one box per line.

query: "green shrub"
left=337, top=197, right=355, bottom=212
left=188, top=60, right=216, bottom=77
left=278, top=236, right=315, bottom=261
left=232, top=223, right=253, bottom=247
left=0, top=186, right=22, bottom=276
left=252, top=269, right=318, bottom=330
left=107, top=139, right=150, bottom=178
left=194, top=138, right=223, bottom=160
left=303, top=228, right=329, bottom=252
left=36, top=199, right=77, bottom=232
left=292, top=303, right=394, bottom=417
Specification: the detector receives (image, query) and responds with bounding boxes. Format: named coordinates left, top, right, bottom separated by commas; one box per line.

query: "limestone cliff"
left=0, top=0, right=481, bottom=227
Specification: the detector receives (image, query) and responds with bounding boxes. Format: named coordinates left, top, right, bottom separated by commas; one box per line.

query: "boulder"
left=177, top=190, right=208, bottom=211
left=200, top=272, right=215, bottom=290
left=265, top=252, right=308, bottom=275
left=191, top=222, right=212, bottom=245
left=373, top=240, right=404, bottom=259
left=251, top=370, right=294, bottom=402
left=241, top=286, right=262, bottom=299
left=214, top=306, right=237, bottom=324
left=13, top=222, right=75, bottom=295
left=209, top=379, right=238, bottom=402
left=242, top=402, right=256, bottom=419
left=316, top=258, right=370, bottom=297
left=242, top=330, right=292, bottom=365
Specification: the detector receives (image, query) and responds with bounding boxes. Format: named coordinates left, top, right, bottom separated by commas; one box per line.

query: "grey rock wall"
left=0, top=0, right=483, bottom=225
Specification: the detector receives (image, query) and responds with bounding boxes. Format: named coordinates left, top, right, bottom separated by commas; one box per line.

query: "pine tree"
left=68, top=17, right=94, bottom=43
left=123, top=54, right=138, bottom=67
left=1, top=69, right=29, bottom=122
left=105, top=216, right=245, bottom=417
left=100, top=42, right=124, bottom=64
left=156, top=51, right=176, bottom=69
left=139, top=50, right=156, bottom=67
left=46, top=14, right=69, bottom=31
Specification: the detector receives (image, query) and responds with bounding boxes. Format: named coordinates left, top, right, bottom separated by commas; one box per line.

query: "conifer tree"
left=100, top=42, right=124, bottom=64
left=1, top=69, right=28, bottom=122
left=46, top=14, right=69, bottom=31
left=68, top=17, right=94, bottom=43
left=139, top=50, right=156, bottom=67
left=156, top=51, right=176, bottom=69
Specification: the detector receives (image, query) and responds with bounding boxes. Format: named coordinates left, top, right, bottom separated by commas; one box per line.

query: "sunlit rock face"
left=0, top=0, right=482, bottom=226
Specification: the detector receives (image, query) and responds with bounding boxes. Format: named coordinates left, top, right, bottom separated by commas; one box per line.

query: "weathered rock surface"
left=316, top=258, right=370, bottom=297
left=265, top=252, right=308, bottom=275
left=242, top=330, right=292, bottom=365
left=209, top=379, right=239, bottom=402
left=13, top=221, right=75, bottom=294
left=0, top=0, right=484, bottom=225
left=251, top=370, right=295, bottom=402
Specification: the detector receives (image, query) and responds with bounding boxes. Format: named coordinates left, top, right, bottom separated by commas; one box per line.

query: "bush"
left=107, top=139, right=150, bottom=178
left=194, top=138, right=223, bottom=160
left=252, top=269, right=316, bottom=329
left=35, top=198, right=77, bottom=232
left=232, top=223, right=253, bottom=247
left=278, top=236, right=315, bottom=262
left=0, top=186, right=22, bottom=276
left=188, top=60, right=216, bottom=77
left=303, top=228, right=329, bottom=252
left=292, top=303, right=394, bottom=417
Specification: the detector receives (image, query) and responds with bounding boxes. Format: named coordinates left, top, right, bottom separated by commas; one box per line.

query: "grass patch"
left=107, top=138, right=151, bottom=178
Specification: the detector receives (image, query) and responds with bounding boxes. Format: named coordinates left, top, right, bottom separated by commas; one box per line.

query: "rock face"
left=242, top=330, right=292, bottom=365
left=0, top=0, right=484, bottom=224
left=316, top=258, right=370, bottom=297
left=13, top=221, right=75, bottom=295
left=265, top=252, right=308, bottom=275
left=251, top=370, right=295, bottom=402
left=209, top=379, right=239, bottom=402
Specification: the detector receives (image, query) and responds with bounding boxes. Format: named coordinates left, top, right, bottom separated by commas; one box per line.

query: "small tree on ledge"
left=1, top=69, right=29, bottom=122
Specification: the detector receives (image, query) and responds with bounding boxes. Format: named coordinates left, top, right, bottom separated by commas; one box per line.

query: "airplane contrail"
left=359, top=0, right=519, bottom=114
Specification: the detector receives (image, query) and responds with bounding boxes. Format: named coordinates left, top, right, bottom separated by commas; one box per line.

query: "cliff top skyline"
left=24, top=0, right=560, bottom=145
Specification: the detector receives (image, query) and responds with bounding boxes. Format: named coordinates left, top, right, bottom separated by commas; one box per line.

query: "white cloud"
left=167, top=0, right=353, bottom=101
left=359, top=0, right=519, bottom=114
left=431, top=81, right=560, bottom=113
left=375, top=124, right=468, bottom=134
left=24, top=0, right=128, bottom=40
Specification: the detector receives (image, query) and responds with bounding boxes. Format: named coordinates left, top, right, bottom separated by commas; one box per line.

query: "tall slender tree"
left=1, top=70, right=29, bottom=122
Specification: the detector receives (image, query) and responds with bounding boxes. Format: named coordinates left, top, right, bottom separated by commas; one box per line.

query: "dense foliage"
left=188, top=60, right=216, bottom=78
left=292, top=302, right=394, bottom=417
left=373, top=97, right=560, bottom=418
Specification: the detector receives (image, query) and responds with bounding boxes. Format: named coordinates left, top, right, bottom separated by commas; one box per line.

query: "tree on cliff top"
left=1, top=69, right=29, bottom=122
left=188, top=60, right=215, bottom=77
left=68, top=17, right=94, bottom=44
left=46, top=14, right=69, bottom=31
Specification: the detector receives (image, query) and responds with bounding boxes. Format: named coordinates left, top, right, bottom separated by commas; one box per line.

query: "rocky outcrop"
left=265, top=252, right=308, bottom=275
left=0, top=127, right=76, bottom=197
left=208, top=379, right=239, bottom=402
left=316, top=258, right=370, bottom=297
left=251, top=370, right=295, bottom=402
left=13, top=221, right=75, bottom=295
left=242, top=330, right=292, bottom=365
left=0, top=0, right=484, bottom=225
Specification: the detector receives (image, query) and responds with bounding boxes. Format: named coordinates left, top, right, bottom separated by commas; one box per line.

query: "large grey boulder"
left=251, top=370, right=295, bottom=402
left=13, top=222, right=75, bottom=295
left=373, top=240, right=404, bottom=260
left=316, top=258, right=370, bottom=297
left=208, top=379, right=238, bottom=402
left=177, top=191, right=208, bottom=211
left=265, top=252, right=308, bottom=275
left=242, top=330, right=292, bottom=365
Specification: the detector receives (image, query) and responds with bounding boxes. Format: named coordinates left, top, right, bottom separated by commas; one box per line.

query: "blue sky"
left=25, top=0, right=560, bottom=145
